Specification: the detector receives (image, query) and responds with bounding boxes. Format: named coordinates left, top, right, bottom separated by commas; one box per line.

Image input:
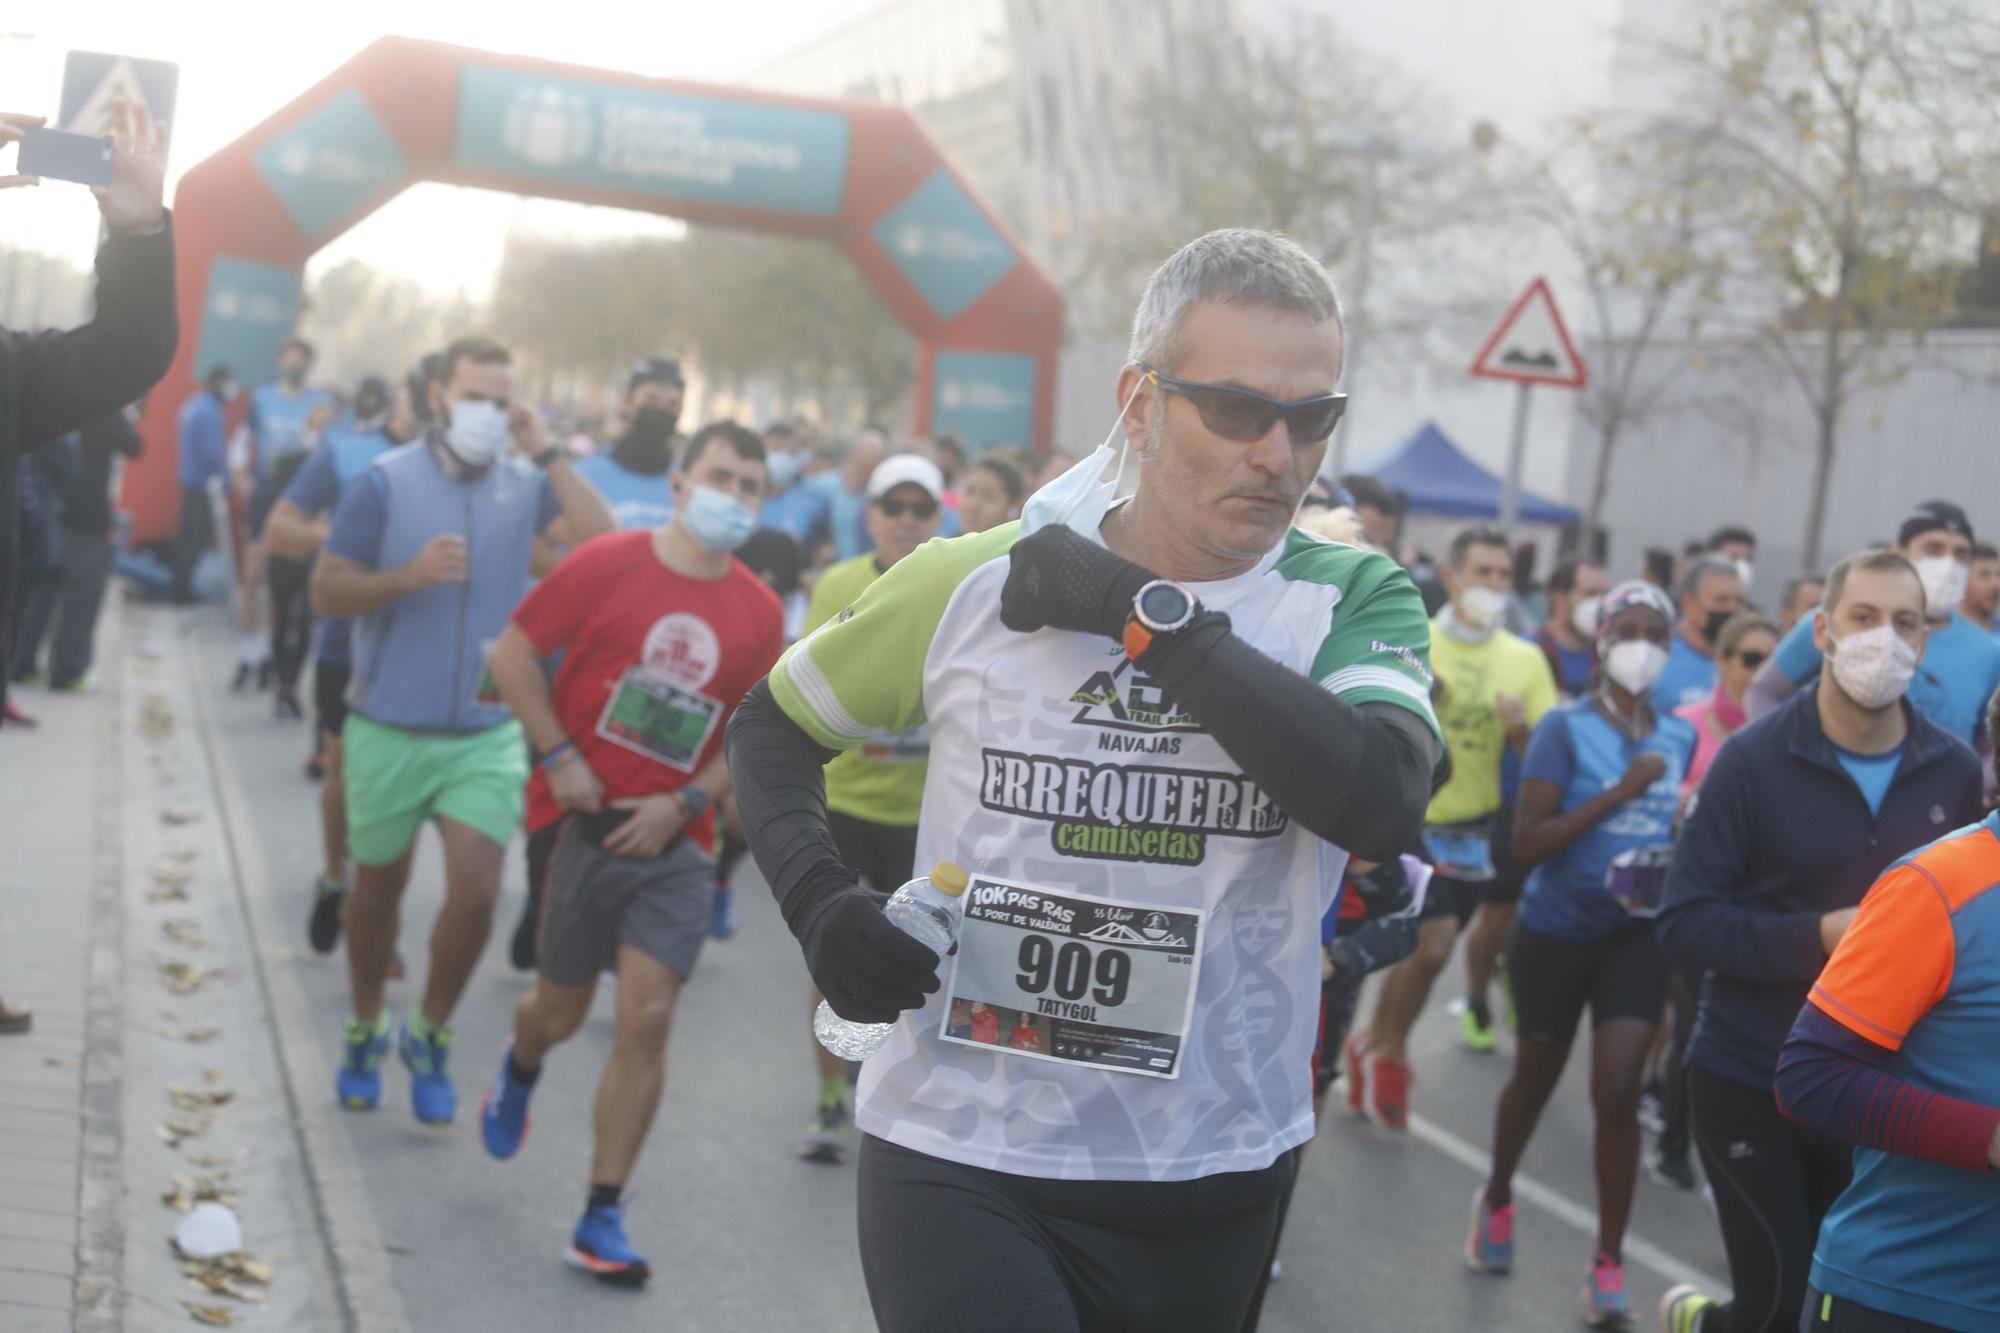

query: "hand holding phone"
left=0, top=113, right=48, bottom=190
left=1, top=100, right=167, bottom=232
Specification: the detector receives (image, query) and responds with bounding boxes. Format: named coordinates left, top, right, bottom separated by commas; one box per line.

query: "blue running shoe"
left=1583, top=1252, right=1633, bottom=1329
left=337, top=1016, right=390, bottom=1110
left=398, top=1014, right=456, bottom=1125
left=710, top=884, right=739, bottom=940
left=567, top=1204, right=652, bottom=1286
left=1465, top=1189, right=1515, bottom=1274
left=480, top=1046, right=534, bottom=1159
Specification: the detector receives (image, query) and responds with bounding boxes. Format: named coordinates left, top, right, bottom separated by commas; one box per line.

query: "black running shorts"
left=827, top=810, right=919, bottom=894
left=1505, top=918, right=1668, bottom=1049
left=313, top=659, right=351, bottom=741
left=856, top=1134, right=1295, bottom=1333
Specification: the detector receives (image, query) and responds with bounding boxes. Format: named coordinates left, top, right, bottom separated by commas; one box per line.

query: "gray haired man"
left=724, top=228, right=1445, bottom=1331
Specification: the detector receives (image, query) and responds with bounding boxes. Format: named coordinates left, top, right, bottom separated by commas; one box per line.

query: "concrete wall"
left=1562, top=331, right=2000, bottom=604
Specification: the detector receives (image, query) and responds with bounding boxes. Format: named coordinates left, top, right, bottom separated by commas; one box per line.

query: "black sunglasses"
left=876, top=497, right=939, bottom=520
left=1735, top=650, right=1768, bottom=669
left=1143, top=366, right=1348, bottom=444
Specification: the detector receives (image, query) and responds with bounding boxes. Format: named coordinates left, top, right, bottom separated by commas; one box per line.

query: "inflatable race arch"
left=128, top=35, right=1063, bottom=544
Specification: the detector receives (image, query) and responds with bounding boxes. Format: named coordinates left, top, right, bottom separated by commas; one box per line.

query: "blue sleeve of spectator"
left=283, top=442, right=340, bottom=514
left=324, top=471, right=389, bottom=569
left=1520, top=711, right=1573, bottom=788
left=1773, top=612, right=1823, bottom=685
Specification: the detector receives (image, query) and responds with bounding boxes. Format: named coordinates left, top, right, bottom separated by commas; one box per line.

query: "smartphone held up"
left=15, top=127, right=116, bottom=187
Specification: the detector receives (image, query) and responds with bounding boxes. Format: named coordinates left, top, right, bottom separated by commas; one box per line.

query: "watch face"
left=1138, top=581, right=1192, bottom=628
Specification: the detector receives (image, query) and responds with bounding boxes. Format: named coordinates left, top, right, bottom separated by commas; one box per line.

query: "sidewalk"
left=0, top=597, right=400, bottom=1332
left=0, top=610, right=122, bottom=1331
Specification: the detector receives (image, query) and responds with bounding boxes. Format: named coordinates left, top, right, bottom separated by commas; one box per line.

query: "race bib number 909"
left=942, top=874, right=1203, bottom=1079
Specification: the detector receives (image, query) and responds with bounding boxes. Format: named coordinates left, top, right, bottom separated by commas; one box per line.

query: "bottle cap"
left=930, top=861, right=969, bottom=897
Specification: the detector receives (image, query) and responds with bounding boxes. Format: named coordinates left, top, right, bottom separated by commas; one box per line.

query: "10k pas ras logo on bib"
left=979, top=748, right=1287, bottom=866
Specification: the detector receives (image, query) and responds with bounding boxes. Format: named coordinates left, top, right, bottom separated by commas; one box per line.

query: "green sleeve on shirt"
left=1283, top=533, right=1445, bottom=768
left=772, top=524, right=1019, bottom=751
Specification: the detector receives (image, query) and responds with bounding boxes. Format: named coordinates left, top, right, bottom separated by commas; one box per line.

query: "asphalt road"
left=191, top=619, right=1729, bottom=1333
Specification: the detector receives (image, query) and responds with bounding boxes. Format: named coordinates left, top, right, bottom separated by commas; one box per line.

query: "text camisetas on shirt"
left=979, top=748, right=1287, bottom=866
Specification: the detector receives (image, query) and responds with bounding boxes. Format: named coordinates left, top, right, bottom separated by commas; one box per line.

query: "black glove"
left=797, top=885, right=944, bottom=1024
left=1000, top=524, right=1155, bottom=639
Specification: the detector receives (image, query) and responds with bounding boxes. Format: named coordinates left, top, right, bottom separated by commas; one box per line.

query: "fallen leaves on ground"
left=158, top=959, right=224, bottom=996
left=180, top=1252, right=273, bottom=1306
left=157, top=1115, right=211, bottom=1148
left=181, top=1298, right=233, bottom=1325
left=162, top=919, right=205, bottom=949
left=160, top=807, right=202, bottom=827
left=166, top=1082, right=235, bottom=1112
left=161, top=1172, right=237, bottom=1212
left=140, top=694, right=175, bottom=743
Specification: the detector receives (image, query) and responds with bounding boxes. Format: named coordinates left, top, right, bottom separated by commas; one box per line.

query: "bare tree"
left=1496, top=123, right=1733, bottom=549
left=1640, top=0, right=2000, bottom=566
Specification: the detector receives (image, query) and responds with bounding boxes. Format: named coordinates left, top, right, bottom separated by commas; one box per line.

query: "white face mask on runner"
left=1019, top=375, right=1146, bottom=540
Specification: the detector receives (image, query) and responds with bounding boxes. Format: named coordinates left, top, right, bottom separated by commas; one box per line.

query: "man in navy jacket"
left=1657, top=548, right=1986, bottom=1333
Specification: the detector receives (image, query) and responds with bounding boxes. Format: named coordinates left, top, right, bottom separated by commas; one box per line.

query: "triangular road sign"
left=1470, top=277, right=1587, bottom=389
left=64, top=58, right=150, bottom=136
left=59, top=51, right=179, bottom=154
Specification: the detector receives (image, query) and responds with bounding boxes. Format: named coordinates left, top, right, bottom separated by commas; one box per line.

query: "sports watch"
left=1122, top=579, right=1197, bottom=659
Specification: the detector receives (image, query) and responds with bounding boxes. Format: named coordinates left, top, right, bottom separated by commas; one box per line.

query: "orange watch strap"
left=1122, top=616, right=1154, bottom=660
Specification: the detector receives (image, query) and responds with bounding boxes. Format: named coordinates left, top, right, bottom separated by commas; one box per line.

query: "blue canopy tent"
left=1360, top=421, right=1580, bottom=525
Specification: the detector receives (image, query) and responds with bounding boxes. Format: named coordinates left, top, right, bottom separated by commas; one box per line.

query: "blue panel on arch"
left=253, top=89, right=407, bottom=239
left=872, top=170, right=1018, bottom=321
left=192, top=258, right=303, bottom=391
left=932, top=352, right=1037, bottom=450
left=452, top=65, right=850, bottom=216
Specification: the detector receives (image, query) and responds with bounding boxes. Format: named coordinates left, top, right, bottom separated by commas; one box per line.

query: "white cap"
left=867, top=453, right=945, bottom=501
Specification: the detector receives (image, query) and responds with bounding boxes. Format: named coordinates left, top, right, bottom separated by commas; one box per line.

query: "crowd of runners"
left=8, top=117, right=1993, bottom=1333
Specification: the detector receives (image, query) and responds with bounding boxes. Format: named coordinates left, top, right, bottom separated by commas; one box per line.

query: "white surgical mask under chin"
left=1826, top=624, right=1920, bottom=710
left=1456, top=586, right=1508, bottom=633
left=443, top=399, right=510, bottom=467
left=1602, top=639, right=1669, bottom=695
left=1913, top=556, right=1968, bottom=621
left=1019, top=375, right=1145, bottom=539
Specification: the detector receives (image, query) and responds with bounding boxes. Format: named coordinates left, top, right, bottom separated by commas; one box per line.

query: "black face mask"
left=1703, top=609, right=1732, bottom=643
left=616, top=405, right=679, bottom=474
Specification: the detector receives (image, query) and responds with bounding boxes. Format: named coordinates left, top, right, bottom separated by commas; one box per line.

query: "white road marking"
left=1408, top=1111, right=1728, bottom=1293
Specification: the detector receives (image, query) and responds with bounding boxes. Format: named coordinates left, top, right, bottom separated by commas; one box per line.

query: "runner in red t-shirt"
left=1008, top=1017, right=1043, bottom=1053
left=476, top=423, right=783, bottom=1284
left=968, top=1002, right=1002, bottom=1047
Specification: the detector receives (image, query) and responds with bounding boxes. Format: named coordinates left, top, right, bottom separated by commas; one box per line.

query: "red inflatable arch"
left=128, top=35, right=1063, bottom=545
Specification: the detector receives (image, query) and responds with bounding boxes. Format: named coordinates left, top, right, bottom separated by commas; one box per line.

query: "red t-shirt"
left=969, top=1008, right=1001, bottom=1046
left=514, top=531, right=785, bottom=848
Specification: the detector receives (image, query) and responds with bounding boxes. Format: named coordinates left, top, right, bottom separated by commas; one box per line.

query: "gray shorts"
left=537, top=822, right=716, bottom=988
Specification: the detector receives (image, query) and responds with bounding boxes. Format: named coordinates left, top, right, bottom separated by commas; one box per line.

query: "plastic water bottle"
left=815, top=861, right=970, bottom=1061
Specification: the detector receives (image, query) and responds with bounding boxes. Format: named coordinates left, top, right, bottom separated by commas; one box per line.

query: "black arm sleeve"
left=18, top=219, right=178, bottom=451
left=1135, top=612, right=1441, bottom=862
left=724, top=679, right=857, bottom=939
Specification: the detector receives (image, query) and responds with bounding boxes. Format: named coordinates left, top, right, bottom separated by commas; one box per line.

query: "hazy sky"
left=0, top=0, right=877, bottom=293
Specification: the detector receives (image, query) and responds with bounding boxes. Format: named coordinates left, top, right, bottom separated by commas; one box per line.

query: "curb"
left=73, top=596, right=127, bottom=1332
left=179, top=611, right=413, bottom=1333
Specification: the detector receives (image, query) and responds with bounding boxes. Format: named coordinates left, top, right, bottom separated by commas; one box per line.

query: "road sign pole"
left=1498, top=380, right=1532, bottom=534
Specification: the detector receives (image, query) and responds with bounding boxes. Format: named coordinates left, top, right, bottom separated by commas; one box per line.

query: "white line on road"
left=1408, top=1112, right=1728, bottom=1294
